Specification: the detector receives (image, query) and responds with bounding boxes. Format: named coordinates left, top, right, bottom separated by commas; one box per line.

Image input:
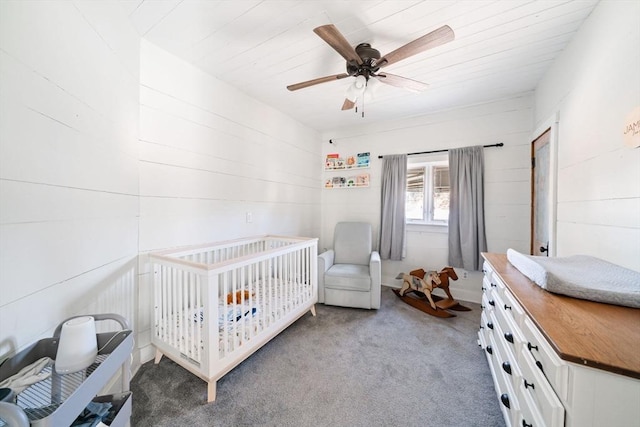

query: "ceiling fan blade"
left=341, top=99, right=356, bottom=110
left=378, top=25, right=454, bottom=68
left=287, top=73, right=350, bottom=91
left=314, top=24, right=363, bottom=65
left=375, top=73, right=429, bottom=92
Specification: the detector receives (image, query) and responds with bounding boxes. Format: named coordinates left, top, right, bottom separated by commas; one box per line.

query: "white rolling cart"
left=0, top=314, right=133, bottom=427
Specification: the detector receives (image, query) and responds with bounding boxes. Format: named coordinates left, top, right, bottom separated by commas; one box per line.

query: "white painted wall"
left=534, top=0, right=640, bottom=271
left=0, top=1, right=140, bottom=357
left=321, top=95, right=533, bottom=303
left=136, top=40, right=322, bottom=362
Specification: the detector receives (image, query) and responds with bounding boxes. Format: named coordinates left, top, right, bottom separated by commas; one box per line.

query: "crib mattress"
left=506, top=249, right=640, bottom=308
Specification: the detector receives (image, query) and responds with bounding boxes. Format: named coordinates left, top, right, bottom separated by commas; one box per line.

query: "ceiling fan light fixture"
left=345, top=82, right=359, bottom=102
left=346, top=75, right=367, bottom=102
left=364, top=77, right=380, bottom=101
left=288, top=24, right=455, bottom=114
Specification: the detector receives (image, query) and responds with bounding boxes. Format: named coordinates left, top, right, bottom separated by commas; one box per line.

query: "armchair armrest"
left=317, top=250, right=335, bottom=303
left=318, top=249, right=335, bottom=272
left=369, top=251, right=382, bottom=309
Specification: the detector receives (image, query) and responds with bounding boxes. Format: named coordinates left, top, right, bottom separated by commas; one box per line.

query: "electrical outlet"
left=246, top=212, right=253, bottom=223
left=463, top=271, right=468, bottom=279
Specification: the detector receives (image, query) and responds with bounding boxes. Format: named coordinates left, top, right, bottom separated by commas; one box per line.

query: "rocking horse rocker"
left=393, top=266, right=471, bottom=318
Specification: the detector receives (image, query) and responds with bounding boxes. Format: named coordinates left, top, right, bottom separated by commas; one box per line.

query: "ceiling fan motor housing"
left=346, top=43, right=381, bottom=77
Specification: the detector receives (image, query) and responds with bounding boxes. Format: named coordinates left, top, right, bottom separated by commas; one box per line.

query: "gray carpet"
left=131, top=286, right=505, bottom=426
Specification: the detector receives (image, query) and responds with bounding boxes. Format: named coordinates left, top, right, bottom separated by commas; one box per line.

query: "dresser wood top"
left=482, top=252, right=640, bottom=379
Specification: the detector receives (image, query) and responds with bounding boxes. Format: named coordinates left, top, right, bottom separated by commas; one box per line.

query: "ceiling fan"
left=286, top=24, right=455, bottom=111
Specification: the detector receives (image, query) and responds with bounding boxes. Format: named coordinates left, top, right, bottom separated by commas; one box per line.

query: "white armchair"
left=318, top=222, right=382, bottom=309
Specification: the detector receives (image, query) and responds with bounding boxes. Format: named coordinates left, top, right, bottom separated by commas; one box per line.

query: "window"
left=406, top=161, right=449, bottom=224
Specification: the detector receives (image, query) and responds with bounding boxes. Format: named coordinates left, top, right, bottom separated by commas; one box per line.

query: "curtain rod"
left=377, top=142, right=504, bottom=159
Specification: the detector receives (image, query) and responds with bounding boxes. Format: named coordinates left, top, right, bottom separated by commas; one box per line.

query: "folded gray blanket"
left=506, top=249, right=640, bottom=308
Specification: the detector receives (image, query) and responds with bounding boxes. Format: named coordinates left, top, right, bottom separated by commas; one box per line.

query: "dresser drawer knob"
left=504, top=304, right=512, bottom=310
left=504, top=332, right=514, bottom=343
left=524, top=379, right=535, bottom=390
left=487, top=322, right=494, bottom=330
left=527, top=342, right=539, bottom=352
left=482, top=286, right=486, bottom=291
left=491, top=282, right=497, bottom=287
left=522, top=420, right=532, bottom=427
left=489, top=300, right=495, bottom=306
left=502, top=361, right=512, bottom=375
left=500, top=393, right=510, bottom=409
left=536, top=360, right=544, bottom=373
left=486, top=345, right=493, bottom=355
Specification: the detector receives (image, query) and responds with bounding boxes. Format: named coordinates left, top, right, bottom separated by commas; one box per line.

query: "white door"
left=531, top=129, right=551, bottom=256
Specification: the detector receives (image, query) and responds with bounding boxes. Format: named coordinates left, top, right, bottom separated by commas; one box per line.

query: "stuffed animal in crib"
left=226, top=290, right=253, bottom=304
left=395, top=269, right=442, bottom=309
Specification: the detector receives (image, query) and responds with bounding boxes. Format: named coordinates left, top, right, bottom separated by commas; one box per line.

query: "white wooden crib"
left=149, top=235, right=318, bottom=402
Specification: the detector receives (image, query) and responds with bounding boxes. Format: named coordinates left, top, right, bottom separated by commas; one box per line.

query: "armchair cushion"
left=325, top=264, right=371, bottom=291
left=333, top=222, right=372, bottom=265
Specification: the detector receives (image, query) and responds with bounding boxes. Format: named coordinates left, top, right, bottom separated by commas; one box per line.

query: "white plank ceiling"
left=122, top=0, right=599, bottom=132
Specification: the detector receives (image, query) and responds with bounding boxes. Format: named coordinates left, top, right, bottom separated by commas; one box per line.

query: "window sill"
left=406, top=222, right=448, bottom=234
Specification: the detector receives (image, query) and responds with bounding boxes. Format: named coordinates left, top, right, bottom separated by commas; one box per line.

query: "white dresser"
left=479, top=253, right=640, bottom=427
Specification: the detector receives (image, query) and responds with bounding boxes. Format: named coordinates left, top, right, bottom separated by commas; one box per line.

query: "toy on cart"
left=393, top=266, right=471, bottom=317
left=0, top=314, right=133, bottom=427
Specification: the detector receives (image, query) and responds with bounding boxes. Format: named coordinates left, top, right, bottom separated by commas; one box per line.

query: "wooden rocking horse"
left=396, top=270, right=442, bottom=309
left=393, top=266, right=470, bottom=318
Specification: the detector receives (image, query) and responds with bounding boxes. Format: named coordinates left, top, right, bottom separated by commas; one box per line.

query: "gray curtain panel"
left=380, top=154, right=407, bottom=260
left=448, top=146, right=487, bottom=270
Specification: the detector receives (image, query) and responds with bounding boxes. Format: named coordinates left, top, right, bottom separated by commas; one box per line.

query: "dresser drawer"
left=492, top=293, right=526, bottom=353
left=482, top=260, right=495, bottom=281
left=480, top=309, right=492, bottom=344
left=483, top=274, right=499, bottom=295
left=483, top=309, right=497, bottom=337
left=516, top=384, right=547, bottom=427
left=492, top=311, right=524, bottom=393
left=488, top=333, right=520, bottom=427
left=499, top=287, right=526, bottom=327
left=482, top=290, right=496, bottom=314
left=521, top=316, right=569, bottom=400
left=518, top=348, right=565, bottom=427
left=492, top=273, right=508, bottom=293
left=478, top=327, right=487, bottom=351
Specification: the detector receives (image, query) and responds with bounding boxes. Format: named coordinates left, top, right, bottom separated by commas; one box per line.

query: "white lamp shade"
left=345, top=83, right=359, bottom=102
left=346, top=76, right=368, bottom=102
left=354, top=75, right=366, bottom=89
left=364, top=78, right=380, bottom=101
left=55, top=316, right=98, bottom=374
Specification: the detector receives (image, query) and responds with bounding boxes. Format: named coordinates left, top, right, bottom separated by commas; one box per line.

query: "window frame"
left=406, top=157, right=449, bottom=227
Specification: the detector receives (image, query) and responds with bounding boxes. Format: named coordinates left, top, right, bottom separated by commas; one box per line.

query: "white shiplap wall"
left=136, top=40, right=322, bottom=361
left=0, top=1, right=140, bottom=354
left=535, top=0, right=640, bottom=271
left=321, top=95, right=533, bottom=303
